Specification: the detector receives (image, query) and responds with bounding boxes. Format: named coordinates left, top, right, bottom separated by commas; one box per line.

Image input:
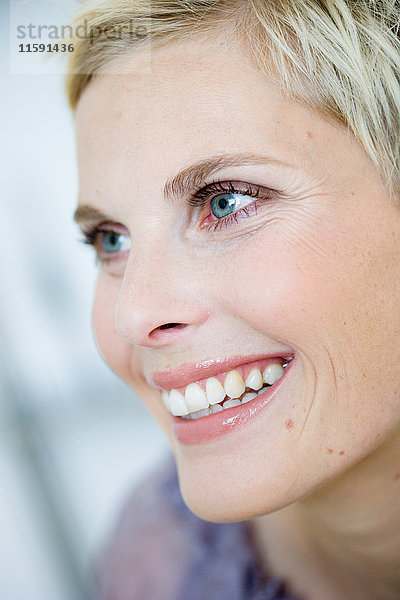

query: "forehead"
left=75, top=36, right=351, bottom=209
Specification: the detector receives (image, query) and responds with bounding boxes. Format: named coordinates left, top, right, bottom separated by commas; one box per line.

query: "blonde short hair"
left=65, top=0, right=400, bottom=197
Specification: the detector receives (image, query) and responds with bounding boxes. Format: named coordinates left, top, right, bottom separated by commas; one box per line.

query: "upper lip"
left=149, top=352, right=294, bottom=390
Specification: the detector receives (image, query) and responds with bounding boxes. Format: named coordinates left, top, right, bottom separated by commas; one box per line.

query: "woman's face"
left=75, top=34, right=400, bottom=521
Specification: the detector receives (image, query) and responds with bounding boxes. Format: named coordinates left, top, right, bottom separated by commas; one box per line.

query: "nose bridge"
left=115, top=239, right=209, bottom=348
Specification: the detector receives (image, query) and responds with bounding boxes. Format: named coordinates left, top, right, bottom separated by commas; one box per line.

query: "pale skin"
left=74, top=29, right=400, bottom=600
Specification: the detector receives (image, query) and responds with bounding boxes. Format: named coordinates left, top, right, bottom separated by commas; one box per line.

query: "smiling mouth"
left=160, top=358, right=290, bottom=420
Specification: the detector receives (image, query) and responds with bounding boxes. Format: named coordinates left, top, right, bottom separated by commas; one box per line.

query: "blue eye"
left=101, top=231, right=131, bottom=254
left=210, top=191, right=259, bottom=221
left=210, top=193, right=238, bottom=218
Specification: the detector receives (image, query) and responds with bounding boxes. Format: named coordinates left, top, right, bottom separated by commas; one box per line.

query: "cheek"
left=215, top=209, right=400, bottom=358
left=214, top=227, right=336, bottom=346
left=92, top=274, right=172, bottom=436
left=92, top=274, right=133, bottom=381
left=213, top=212, right=400, bottom=427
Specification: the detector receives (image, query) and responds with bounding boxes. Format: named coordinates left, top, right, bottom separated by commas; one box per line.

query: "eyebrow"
left=73, top=152, right=289, bottom=225
left=73, top=204, right=112, bottom=225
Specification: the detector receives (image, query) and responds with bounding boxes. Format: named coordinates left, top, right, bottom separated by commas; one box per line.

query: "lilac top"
left=94, top=453, right=301, bottom=600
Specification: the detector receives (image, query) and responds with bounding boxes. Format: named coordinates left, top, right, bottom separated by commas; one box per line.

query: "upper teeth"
left=161, top=362, right=287, bottom=418
left=245, top=368, right=263, bottom=390
left=206, top=377, right=226, bottom=405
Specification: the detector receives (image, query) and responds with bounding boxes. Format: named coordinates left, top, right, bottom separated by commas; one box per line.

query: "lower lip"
left=172, top=360, right=294, bottom=445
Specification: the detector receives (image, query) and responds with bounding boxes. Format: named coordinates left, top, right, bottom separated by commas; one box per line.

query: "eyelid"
left=80, top=221, right=128, bottom=240
left=189, top=179, right=278, bottom=207
left=187, top=179, right=280, bottom=231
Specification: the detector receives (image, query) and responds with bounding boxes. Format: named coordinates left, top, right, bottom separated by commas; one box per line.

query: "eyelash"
left=80, top=226, right=122, bottom=266
left=189, top=179, right=266, bottom=232
left=80, top=180, right=276, bottom=262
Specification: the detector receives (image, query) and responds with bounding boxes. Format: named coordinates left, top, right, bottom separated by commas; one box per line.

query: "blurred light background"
left=1, top=2, right=169, bottom=599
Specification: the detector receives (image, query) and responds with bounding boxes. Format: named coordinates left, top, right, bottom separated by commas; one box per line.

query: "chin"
left=174, top=453, right=303, bottom=523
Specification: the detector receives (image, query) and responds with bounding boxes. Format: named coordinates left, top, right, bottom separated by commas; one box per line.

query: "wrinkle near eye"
left=272, top=199, right=337, bottom=263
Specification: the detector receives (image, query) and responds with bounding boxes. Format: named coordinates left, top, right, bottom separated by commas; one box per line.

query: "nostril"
left=158, top=323, right=185, bottom=331
left=149, top=322, right=188, bottom=342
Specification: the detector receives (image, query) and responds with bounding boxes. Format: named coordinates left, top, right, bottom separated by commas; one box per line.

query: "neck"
left=249, top=427, right=400, bottom=600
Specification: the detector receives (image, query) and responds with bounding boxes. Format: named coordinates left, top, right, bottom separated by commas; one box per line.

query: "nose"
left=115, top=247, right=209, bottom=348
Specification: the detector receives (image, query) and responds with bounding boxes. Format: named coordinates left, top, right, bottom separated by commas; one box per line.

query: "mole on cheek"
left=327, top=448, right=334, bottom=454
left=394, top=472, right=400, bottom=481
